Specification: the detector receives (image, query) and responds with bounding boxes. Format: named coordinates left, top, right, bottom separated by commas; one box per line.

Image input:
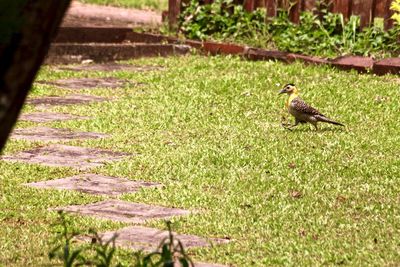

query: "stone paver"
left=85, top=226, right=229, bottom=251
left=26, top=173, right=160, bottom=196
left=11, top=127, right=107, bottom=142
left=37, top=77, right=128, bottom=90
left=57, top=199, right=190, bottom=223
left=58, top=63, right=163, bottom=72
left=26, top=94, right=108, bottom=106
left=19, top=112, right=89, bottom=123
left=2, top=144, right=130, bottom=170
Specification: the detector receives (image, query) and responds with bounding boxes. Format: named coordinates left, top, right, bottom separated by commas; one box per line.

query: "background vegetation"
left=179, top=0, right=400, bottom=58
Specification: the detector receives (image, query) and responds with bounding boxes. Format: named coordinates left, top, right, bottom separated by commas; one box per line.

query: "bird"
left=278, top=83, right=344, bottom=130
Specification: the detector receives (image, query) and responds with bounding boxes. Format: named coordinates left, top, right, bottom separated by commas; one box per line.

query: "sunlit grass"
left=0, top=55, right=399, bottom=266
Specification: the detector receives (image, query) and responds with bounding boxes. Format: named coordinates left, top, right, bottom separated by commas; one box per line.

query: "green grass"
left=1, top=55, right=399, bottom=266
left=79, top=0, right=168, bottom=11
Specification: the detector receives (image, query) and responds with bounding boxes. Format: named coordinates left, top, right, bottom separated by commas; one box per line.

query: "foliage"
left=134, top=221, right=194, bottom=267
left=89, top=229, right=122, bottom=267
left=178, top=0, right=400, bottom=57
left=49, top=212, right=192, bottom=267
left=48, top=211, right=87, bottom=267
left=392, top=0, right=400, bottom=24
left=269, top=10, right=400, bottom=57
left=179, top=0, right=269, bottom=41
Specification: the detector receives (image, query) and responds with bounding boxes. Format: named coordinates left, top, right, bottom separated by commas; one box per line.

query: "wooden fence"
left=168, top=0, right=395, bottom=30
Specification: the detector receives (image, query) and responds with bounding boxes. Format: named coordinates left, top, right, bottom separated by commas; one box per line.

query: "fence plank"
left=303, top=0, right=316, bottom=11
left=255, top=0, right=266, bottom=8
left=244, top=0, right=256, bottom=11
left=352, top=0, right=374, bottom=27
left=373, top=0, right=387, bottom=17
left=384, top=0, right=394, bottom=29
left=168, top=0, right=181, bottom=29
left=332, top=0, right=351, bottom=19
left=289, top=0, right=302, bottom=23
left=265, top=0, right=277, bottom=17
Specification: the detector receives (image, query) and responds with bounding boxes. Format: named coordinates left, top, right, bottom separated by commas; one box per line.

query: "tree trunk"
left=0, top=0, right=71, bottom=152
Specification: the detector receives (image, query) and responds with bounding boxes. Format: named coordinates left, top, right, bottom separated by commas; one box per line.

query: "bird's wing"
left=290, top=97, right=324, bottom=116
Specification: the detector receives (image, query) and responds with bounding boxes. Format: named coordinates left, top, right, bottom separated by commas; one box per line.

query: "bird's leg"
left=282, top=118, right=299, bottom=130
left=311, top=122, right=318, bottom=131
left=281, top=114, right=292, bottom=129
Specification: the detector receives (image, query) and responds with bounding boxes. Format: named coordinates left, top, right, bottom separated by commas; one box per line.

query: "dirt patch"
left=26, top=173, right=160, bottom=196
left=2, top=144, right=131, bottom=170
left=82, top=226, right=230, bottom=251
left=58, top=63, right=164, bottom=72
left=36, top=77, right=130, bottom=90
left=19, top=112, right=89, bottom=123
left=62, top=1, right=161, bottom=28
left=26, top=94, right=109, bottom=106
left=11, top=127, right=107, bottom=142
left=56, top=199, right=190, bottom=223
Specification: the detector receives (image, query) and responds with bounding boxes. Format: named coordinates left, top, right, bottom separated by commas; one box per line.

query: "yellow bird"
left=279, top=83, right=344, bottom=130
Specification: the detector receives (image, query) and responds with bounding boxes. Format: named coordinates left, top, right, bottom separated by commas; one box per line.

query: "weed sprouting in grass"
left=89, top=229, right=121, bottom=267
left=48, top=211, right=87, bottom=267
left=49, top=213, right=192, bottom=267
left=134, top=221, right=194, bottom=267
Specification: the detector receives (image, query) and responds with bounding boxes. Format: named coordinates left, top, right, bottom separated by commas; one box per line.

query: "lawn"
left=0, top=55, right=399, bottom=266
left=79, top=0, right=168, bottom=11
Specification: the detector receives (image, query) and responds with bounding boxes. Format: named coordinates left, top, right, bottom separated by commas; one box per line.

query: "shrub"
left=49, top=212, right=193, bottom=267
left=178, top=0, right=400, bottom=58
left=392, top=0, right=400, bottom=24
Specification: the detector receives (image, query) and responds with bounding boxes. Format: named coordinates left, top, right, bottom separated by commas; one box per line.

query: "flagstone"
left=2, top=144, right=130, bottom=170
left=26, top=173, right=160, bottom=196
left=26, top=94, right=108, bottom=106
left=57, top=199, right=190, bottom=223
left=58, top=63, right=163, bottom=72
left=85, top=225, right=230, bottom=251
left=19, top=112, right=89, bottom=122
left=36, top=77, right=128, bottom=89
left=11, top=127, right=107, bottom=142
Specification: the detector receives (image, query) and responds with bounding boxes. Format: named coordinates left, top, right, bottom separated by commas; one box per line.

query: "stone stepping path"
left=26, top=173, right=160, bottom=196
left=36, top=77, right=130, bottom=90
left=58, top=63, right=163, bottom=72
left=26, top=94, right=108, bottom=106
left=57, top=199, right=190, bottom=223
left=84, top=225, right=230, bottom=252
left=2, top=144, right=130, bottom=170
left=11, top=127, right=107, bottom=142
left=14, top=64, right=229, bottom=266
left=19, top=112, right=89, bottom=122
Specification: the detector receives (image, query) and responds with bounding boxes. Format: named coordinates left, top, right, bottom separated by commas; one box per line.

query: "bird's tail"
left=315, top=115, right=344, bottom=126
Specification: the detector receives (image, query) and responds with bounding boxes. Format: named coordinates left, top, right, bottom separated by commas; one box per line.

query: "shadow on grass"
left=282, top=126, right=347, bottom=133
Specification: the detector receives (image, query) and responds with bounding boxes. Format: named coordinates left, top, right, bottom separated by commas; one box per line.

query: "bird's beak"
left=278, top=89, right=286, bottom=95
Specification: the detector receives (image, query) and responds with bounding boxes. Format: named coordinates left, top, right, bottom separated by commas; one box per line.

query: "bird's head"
left=279, top=83, right=299, bottom=95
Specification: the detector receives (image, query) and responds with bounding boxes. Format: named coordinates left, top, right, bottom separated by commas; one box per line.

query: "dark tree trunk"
left=0, top=0, right=71, bottom=152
